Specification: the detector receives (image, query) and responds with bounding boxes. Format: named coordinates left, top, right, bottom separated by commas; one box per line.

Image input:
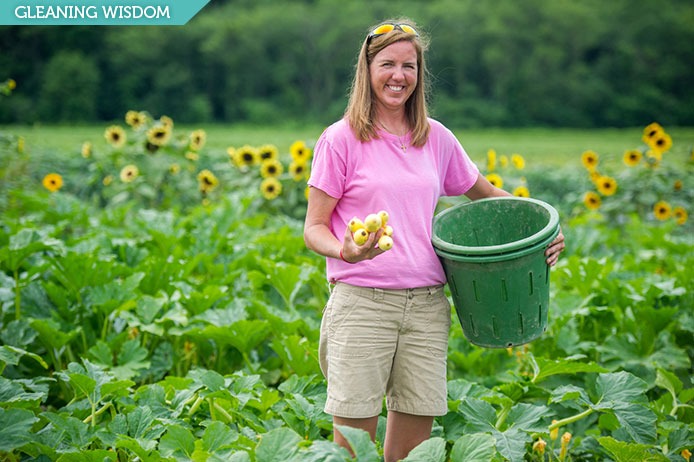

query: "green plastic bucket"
left=432, top=197, right=559, bottom=348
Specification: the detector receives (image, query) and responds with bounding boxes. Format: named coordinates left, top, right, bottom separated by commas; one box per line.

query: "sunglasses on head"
left=367, top=23, right=419, bottom=44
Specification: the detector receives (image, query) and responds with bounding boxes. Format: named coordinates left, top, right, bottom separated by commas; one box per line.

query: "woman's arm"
left=304, top=186, right=342, bottom=260
left=464, top=173, right=511, bottom=200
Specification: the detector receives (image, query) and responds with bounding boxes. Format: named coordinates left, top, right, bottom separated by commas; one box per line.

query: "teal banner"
left=1, top=0, right=210, bottom=25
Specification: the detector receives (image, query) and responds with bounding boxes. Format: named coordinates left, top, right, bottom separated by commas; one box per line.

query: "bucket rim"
left=434, top=226, right=560, bottom=263
left=431, top=197, right=560, bottom=256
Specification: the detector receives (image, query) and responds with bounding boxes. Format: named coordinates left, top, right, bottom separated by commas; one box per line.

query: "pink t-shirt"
left=308, top=117, right=479, bottom=289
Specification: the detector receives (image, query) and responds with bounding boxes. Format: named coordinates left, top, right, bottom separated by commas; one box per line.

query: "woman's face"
left=369, top=40, right=418, bottom=114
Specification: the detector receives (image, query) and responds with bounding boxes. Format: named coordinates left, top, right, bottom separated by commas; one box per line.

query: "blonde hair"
left=344, top=18, right=431, bottom=147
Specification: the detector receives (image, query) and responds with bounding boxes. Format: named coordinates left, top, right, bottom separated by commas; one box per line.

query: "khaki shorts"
left=319, top=282, right=451, bottom=418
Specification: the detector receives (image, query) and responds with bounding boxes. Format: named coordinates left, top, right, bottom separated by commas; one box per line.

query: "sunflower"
left=169, top=163, right=181, bottom=175
left=42, top=173, right=63, bottom=192
left=81, top=141, right=92, bottom=158
left=260, top=159, right=283, bottom=178
left=653, top=201, right=671, bottom=221
left=581, top=150, right=599, bottom=171
left=623, top=149, right=642, bottom=166
left=125, top=110, right=147, bottom=129
left=499, top=155, right=509, bottom=168
left=511, top=153, right=525, bottom=170
left=120, top=164, right=139, bottom=183
left=486, top=149, right=497, bottom=172
left=596, top=176, right=617, bottom=196
left=261, top=177, right=282, bottom=200
left=512, top=186, right=530, bottom=197
left=185, top=151, right=199, bottom=162
left=159, top=115, right=174, bottom=129
left=648, top=132, right=672, bottom=154
left=289, top=161, right=308, bottom=181
left=197, top=169, right=219, bottom=193
left=103, top=175, right=113, bottom=186
left=673, top=179, right=683, bottom=191
left=642, top=122, right=663, bottom=145
left=147, top=125, right=172, bottom=147
left=583, top=191, right=601, bottom=210
left=673, top=206, right=688, bottom=225
left=258, top=144, right=279, bottom=161
left=233, top=145, right=260, bottom=168
left=646, top=149, right=663, bottom=165
left=104, top=125, right=126, bottom=148
left=290, top=140, right=312, bottom=163
left=189, top=129, right=206, bottom=151
left=485, top=173, right=503, bottom=189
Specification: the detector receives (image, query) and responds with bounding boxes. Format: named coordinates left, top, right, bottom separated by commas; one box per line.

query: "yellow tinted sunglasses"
left=367, top=23, right=419, bottom=43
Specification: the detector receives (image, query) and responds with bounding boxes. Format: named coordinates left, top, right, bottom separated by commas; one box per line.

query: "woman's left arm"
left=464, top=173, right=565, bottom=266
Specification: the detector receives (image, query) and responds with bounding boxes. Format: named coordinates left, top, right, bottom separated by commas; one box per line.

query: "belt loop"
left=373, top=288, right=384, bottom=301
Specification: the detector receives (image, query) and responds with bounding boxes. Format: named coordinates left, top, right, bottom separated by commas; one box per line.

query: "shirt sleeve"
left=307, top=126, right=347, bottom=200
left=436, top=122, right=480, bottom=197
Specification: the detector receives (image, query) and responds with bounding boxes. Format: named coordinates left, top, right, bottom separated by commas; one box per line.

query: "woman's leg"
left=333, top=415, right=379, bottom=456
left=383, top=411, right=434, bottom=462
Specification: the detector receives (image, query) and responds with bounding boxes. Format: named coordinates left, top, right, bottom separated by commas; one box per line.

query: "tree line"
left=1, top=0, right=692, bottom=128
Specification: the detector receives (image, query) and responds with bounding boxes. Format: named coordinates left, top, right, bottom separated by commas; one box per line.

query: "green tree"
left=39, top=51, right=100, bottom=122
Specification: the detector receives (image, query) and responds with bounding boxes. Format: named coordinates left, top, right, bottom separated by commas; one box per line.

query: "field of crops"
left=1, top=115, right=692, bottom=461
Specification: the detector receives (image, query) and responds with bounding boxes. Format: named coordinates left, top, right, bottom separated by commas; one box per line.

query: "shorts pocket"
left=426, top=292, right=452, bottom=356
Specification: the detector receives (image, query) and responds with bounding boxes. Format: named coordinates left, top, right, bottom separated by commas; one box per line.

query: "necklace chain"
left=378, top=121, right=408, bottom=152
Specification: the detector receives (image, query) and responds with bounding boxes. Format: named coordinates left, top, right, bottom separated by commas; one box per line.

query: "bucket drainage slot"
left=545, top=264, right=550, bottom=284
left=529, top=271, right=534, bottom=295
left=472, top=280, right=480, bottom=302
left=469, top=314, right=477, bottom=336
left=501, top=279, right=508, bottom=301
left=450, top=278, right=458, bottom=297
left=538, top=304, right=543, bottom=325
left=492, top=316, right=499, bottom=338
left=518, top=313, right=524, bottom=334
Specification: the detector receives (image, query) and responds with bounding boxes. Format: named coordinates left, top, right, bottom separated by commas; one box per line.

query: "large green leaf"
left=223, top=319, right=271, bottom=355
left=0, top=376, right=48, bottom=405
left=594, top=371, right=649, bottom=407
left=255, top=427, right=302, bottom=462
left=458, top=398, right=496, bottom=432
left=0, top=408, right=39, bottom=452
left=598, top=436, right=668, bottom=462
left=449, top=433, right=497, bottom=462
left=593, top=372, right=657, bottom=444
left=200, top=420, right=239, bottom=453
left=158, top=424, right=195, bottom=458
left=270, top=334, right=321, bottom=376
left=113, top=339, right=151, bottom=380
left=0, top=344, right=48, bottom=371
left=0, top=228, right=65, bottom=272
left=334, top=425, right=380, bottom=462
left=531, top=356, right=608, bottom=382
left=505, top=403, right=549, bottom=433
left=401, top=436, right=446, bottom=462
left=30, top=317, right=80, bottom=350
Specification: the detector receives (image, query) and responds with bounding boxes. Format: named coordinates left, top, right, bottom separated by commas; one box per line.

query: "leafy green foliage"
left=0, top=124, right=692, bottom=461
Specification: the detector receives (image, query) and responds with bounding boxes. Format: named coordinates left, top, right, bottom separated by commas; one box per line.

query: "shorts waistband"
left=332, top=281, right=444, bottom=301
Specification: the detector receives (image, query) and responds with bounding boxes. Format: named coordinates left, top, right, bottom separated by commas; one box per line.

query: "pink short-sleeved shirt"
left=308, top=117, right=479, bottom=289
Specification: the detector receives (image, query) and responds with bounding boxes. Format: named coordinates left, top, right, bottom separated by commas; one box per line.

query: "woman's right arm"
left=304, top=186, right=342, bottom=261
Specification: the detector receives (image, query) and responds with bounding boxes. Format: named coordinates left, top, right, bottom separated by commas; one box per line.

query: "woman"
left=303, top=18, right=565, bottom=461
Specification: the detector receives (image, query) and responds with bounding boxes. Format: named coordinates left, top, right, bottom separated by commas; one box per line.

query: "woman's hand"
left=340, top=225, right=385, bottom=263
left=545, top=228, right=565, bottom=266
